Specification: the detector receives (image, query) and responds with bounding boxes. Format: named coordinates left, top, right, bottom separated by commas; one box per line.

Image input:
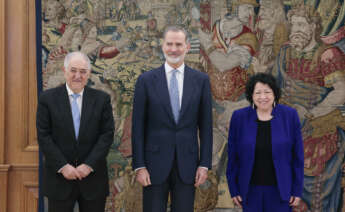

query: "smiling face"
left=162, top=30, right=190, bottom=68
left=63, top=56, right=90, bottom=93
left=253, top=82, right=274, bottom=111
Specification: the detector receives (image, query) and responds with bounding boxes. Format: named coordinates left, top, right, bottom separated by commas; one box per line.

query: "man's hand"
left=61, top=164, right=81, bottom=180
left=289, top=196, right=301, bottom=207
left=194, top=167, right=208, bottom=187
left=136, top=168, right=151, bottom=187
left=76, top=164, right=92, bottom=179
left=232, top=196, right=242, bottom=208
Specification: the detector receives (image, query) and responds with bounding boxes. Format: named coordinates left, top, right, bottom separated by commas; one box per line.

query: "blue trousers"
left=243, top=185, right=291, bottom=212
left=143, top=158, right=195, bottom=212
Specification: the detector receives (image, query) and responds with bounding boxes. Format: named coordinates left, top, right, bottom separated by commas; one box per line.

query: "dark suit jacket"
left=36, top=85, right=114, bottom=200
left=226, top=104, right=304, bottom=201
left=132, top=64, right=213, bottom=184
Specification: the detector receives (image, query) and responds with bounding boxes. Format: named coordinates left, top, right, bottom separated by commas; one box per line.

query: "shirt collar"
left=164, top=62, right=185, bottom=75
left=66, top=84, right=84, bottom=97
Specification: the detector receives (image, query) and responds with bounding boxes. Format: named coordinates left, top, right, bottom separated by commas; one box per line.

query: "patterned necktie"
left=169, top=69, right=180, bottom=123
left=71, top=94, right=81, bottom=139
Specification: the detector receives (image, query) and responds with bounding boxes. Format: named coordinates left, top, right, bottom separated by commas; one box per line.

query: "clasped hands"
left=135, top=167, right=208, bottom=187
left=60, top=164, right=92, bottom=180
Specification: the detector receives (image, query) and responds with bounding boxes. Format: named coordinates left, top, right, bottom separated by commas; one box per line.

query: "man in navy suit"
left=36, top=52, right=114, bottom=212
left=131, top=25, right=213, bottom=212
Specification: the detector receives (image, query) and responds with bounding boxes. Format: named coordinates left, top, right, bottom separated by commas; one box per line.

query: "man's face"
left=222, top=18, right=243, bottom=41
left=238, top=4, right=255, bottom=25
left=257, top=5, right=274, bottom=30
left=290, top=15, right=314, bottom=51
left=63, top=56, right=90, bottom=93
left=162, top=31, right=190, bottom=68
left=45, top=3, right=58, bottom=20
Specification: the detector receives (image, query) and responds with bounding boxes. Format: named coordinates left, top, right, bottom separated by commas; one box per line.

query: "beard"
left=164, top=53, right=183, bottom=64
left=223, top=26, right=243, bottom=45
left=289, top=31, right=311, bottom=51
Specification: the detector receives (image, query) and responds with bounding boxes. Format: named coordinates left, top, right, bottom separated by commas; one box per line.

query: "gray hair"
left=63, top=51, right=91, bottom=70
left=163, top=25, right=190, bottom=44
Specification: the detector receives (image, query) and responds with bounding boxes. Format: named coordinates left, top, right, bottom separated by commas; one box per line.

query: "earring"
left=273, top=101, right=276, bottom=107
left=252, top=103, right=255, bottom=109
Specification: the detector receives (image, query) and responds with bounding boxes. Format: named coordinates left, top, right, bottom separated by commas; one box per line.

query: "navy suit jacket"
left=131, top=64, right=213, bottom=184
left=36, top=85, right=114, bottom=200
left=226, top=104, right=304, bottom=201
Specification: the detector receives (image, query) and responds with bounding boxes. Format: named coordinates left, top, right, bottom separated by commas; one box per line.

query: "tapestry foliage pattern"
left=41, top=0, right=345, bottom=211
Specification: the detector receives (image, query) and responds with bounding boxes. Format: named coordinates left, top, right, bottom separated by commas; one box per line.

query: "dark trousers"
left=243, top=185, right=291, bottom=212
left=143, top=160, right=195, bottom=212
left=48, top=184, right=106, bottom=212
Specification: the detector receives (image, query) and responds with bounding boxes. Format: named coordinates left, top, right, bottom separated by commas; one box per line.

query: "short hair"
left=245, top=73, right=281, bottom=104
left=163, top=25, right=190, bottom=44
left=64, top=51, right=91, bottom=70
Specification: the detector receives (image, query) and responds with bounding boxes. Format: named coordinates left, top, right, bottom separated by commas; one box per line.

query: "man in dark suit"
left=36, top=51, right=114, bottom=212
left=132, top=25, right=213, bottom=212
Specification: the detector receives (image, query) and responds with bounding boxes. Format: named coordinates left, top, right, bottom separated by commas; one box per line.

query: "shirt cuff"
left=135, top=167, right=146, bottom=172
left=85, top=164, right=94, bottom=172
left=57, top=164, right=68, bottom=173
left=199, top=166, right=208, bottom=170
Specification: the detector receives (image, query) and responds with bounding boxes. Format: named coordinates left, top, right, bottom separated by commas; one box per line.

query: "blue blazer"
left=226, top=104, right=304, bottom=201
left=131, top=64, right=213, bottom=184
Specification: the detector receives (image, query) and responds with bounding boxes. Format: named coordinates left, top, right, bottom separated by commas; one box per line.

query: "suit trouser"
left=143, top=157, right=195, bottom=212
left=48, top=183, right=106, bottom=212
left=243, top=185, right=291, bottom=212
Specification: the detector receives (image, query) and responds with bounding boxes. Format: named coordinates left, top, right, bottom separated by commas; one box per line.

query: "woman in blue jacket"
left=226, top=73, right=304, bottom=212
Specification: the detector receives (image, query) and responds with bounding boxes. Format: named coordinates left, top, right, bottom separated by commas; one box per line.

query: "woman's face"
left=253, top=82, right=274, bottom=111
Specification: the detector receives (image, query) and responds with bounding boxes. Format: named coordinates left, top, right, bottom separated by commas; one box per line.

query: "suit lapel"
left=270, top=105, right=282, bottom=156
left=248, top=108, right=258, bottom=154
left=153, top=65, right=175, bottom=123
left=57, top=85, right=76, bottom=140
left=179, top=66, right=195, bottom=121
left=78, top=87, right=95, bottom=140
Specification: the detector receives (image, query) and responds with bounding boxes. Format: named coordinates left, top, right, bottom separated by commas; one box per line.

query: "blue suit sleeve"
left=291, top=109, right=304, bottom=197
left=131, top=75, right=147, bottom=170
left=198, top=76, right=213, bottom=169
left=226, top=111, right=240, bottom=197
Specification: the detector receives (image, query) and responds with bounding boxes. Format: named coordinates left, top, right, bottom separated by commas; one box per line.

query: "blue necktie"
left=71, top=94, right=81, bottom=139
left=169, top=70, right=180, bottom=123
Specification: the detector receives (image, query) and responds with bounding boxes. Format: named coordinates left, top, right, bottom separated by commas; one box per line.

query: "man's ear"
left=186, top=43, right=191, bottom=52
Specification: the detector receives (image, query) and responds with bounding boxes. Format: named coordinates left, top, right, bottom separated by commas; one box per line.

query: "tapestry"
left=40, top=0, right=345, bottom=211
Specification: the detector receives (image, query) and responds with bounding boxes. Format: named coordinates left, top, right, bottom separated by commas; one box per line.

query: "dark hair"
left=245, top=73, right=281, bottom=105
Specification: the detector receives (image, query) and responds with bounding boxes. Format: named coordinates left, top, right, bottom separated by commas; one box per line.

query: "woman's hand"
left=232, top=195, right=243, bottom=208
left=289, top=196, right=301, bottom=207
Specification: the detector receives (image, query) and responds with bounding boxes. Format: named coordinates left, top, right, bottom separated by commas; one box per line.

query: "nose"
left=75, top=71, right=81, bottom=78
left=170, top=45, right=177, bottom=52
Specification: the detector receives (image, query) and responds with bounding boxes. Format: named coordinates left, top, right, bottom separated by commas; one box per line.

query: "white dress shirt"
left=165, top=62, right=184, bottom=108
left=66, top=84, right=84, bottom=114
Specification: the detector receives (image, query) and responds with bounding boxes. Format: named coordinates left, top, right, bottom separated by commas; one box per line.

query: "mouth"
left=257, top=101, right=270, bottom=104
left=167, top=54, right=179, bottom=57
